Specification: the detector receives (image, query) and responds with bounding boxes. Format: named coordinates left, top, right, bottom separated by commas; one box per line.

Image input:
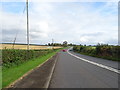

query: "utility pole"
left=52, top=39, right=54, bottom=49
left=12, top=33, right=18, bottom=49
left=26, top=0, right=29, bottom=50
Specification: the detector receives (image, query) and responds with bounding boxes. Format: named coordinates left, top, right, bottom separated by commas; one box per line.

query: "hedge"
left=2, top=49, right=56, bottom=68
left=73, top=44, right=120, bottom=61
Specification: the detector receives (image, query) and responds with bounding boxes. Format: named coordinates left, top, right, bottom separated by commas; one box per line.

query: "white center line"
left=67, top=48, right=120, bottom=74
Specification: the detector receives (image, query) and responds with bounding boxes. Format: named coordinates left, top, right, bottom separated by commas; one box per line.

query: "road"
left=49, top=49, right=119, bottom=88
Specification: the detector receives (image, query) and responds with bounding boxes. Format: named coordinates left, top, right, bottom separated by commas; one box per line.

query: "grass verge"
left=2, top=49, right=60, bottom=88
left=0, top=66, right=2, bottom=89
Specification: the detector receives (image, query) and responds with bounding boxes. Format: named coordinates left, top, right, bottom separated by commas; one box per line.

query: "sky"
left=0, top=1, right=118, bottom=45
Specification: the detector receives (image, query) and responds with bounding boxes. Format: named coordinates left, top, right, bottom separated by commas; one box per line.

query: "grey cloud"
left=2, top=29, right=26, bottom=43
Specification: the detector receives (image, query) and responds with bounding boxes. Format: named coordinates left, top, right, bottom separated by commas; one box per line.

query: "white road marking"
left=67, top=49, right=120, bottom=74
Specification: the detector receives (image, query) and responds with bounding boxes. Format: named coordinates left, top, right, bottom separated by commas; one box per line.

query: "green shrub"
left=73, top=44, right=120, bottom=61
left=2, top=49, right=57, bottom=68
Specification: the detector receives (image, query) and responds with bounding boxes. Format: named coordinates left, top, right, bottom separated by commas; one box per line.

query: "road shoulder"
left=5, top=53, right=59, bottom=88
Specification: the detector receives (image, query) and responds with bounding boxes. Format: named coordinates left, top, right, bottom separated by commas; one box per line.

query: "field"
left=1, top=44, right=62, bottom=50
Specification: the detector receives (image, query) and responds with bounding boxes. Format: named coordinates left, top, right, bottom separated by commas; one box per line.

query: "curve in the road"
left=67, top=48, right=120, bottom=74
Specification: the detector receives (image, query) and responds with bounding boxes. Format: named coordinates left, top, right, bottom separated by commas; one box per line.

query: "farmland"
left=1, top=44, right=62, bottom=50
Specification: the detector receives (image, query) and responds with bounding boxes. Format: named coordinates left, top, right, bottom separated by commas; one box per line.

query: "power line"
left=12, top=2, right=26, bottom=48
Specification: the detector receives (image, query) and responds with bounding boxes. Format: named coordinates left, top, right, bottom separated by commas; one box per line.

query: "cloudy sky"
left=0, top=1, right=118, bottom=45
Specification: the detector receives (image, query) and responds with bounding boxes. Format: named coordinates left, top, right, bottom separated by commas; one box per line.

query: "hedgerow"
left=2, top=49, right=57, bottom=68
left=73, top=44, right=120, bottom=61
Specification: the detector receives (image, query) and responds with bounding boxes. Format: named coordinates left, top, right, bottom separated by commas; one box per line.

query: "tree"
left=48, top=43, right=51, bottom=46
left=68, top=43, right=73, bottom=46
left=63, top=41, right=68, bottom=47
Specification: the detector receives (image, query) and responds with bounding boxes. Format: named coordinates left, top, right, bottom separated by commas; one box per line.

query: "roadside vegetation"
left=2, top=48, right=63, bottom=88
left=2, top=49, right=55, bottom=68
left=73, top=44, right=120, bottom=61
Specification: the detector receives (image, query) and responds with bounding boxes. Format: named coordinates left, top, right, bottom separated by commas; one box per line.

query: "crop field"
left=1, top=44, right=62, bottom=50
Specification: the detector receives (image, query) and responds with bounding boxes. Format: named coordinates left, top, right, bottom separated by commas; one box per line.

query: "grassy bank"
left=73, top=44, right=120, bottom=61
left=2, top=49, right=61, bottom=88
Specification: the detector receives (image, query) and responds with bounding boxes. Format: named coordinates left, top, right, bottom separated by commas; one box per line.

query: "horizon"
left=1, top=42, right=119, bottom=46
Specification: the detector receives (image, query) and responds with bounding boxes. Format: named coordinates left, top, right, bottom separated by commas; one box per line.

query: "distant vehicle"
left=62, top=49, right=66, bottom=52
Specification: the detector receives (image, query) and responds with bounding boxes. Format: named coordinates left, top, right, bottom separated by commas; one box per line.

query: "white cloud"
left=1, top=2, right=118, bottom=45
left=1, top=0, right=119, bottom=2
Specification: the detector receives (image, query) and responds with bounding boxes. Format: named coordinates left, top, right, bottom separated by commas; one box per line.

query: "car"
left=62, top=49, right=66, bottom=52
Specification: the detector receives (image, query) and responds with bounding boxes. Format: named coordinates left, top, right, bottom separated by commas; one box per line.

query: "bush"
left=2, top=49, right=57, bottom=68
left=73, top=44, right=120, bottom=61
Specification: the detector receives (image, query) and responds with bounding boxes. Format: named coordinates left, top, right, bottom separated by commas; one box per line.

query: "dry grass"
left=1, top=44, right=62, bottom=50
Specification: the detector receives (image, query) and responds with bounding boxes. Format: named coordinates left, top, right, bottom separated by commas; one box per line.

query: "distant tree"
left=68, top=43, right=73, bottom=46
left=48, top=43, right=63, bottom=46
left=80, top=44, right=82, bottom=46
left=48, top=43, right=51, bottom=46
left=51, top=43, right=53, bottom=46
left=63, top=41, right=68, bottom=47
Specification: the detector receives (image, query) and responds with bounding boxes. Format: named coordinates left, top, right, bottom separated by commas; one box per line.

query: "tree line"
left=47, top=41, right=75, bottom=47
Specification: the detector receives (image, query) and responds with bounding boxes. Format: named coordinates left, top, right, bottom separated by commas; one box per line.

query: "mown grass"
left=2, top=49, right=61, bottom=88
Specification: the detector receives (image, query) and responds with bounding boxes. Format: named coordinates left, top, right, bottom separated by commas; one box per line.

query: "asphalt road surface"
left=49, top=49, right=119, bottom=88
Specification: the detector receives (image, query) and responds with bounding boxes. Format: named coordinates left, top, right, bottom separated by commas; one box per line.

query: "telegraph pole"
left=12, top=33, right=18, bottom=49
left=52, top=39, right=54, bottom=49
left=26, top=0, right=29, bottom=50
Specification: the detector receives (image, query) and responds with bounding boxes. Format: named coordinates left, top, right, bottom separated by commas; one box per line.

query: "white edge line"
left=67, top=48, right=120, bottom=74
left=45, top=53, right=58, bottom=89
